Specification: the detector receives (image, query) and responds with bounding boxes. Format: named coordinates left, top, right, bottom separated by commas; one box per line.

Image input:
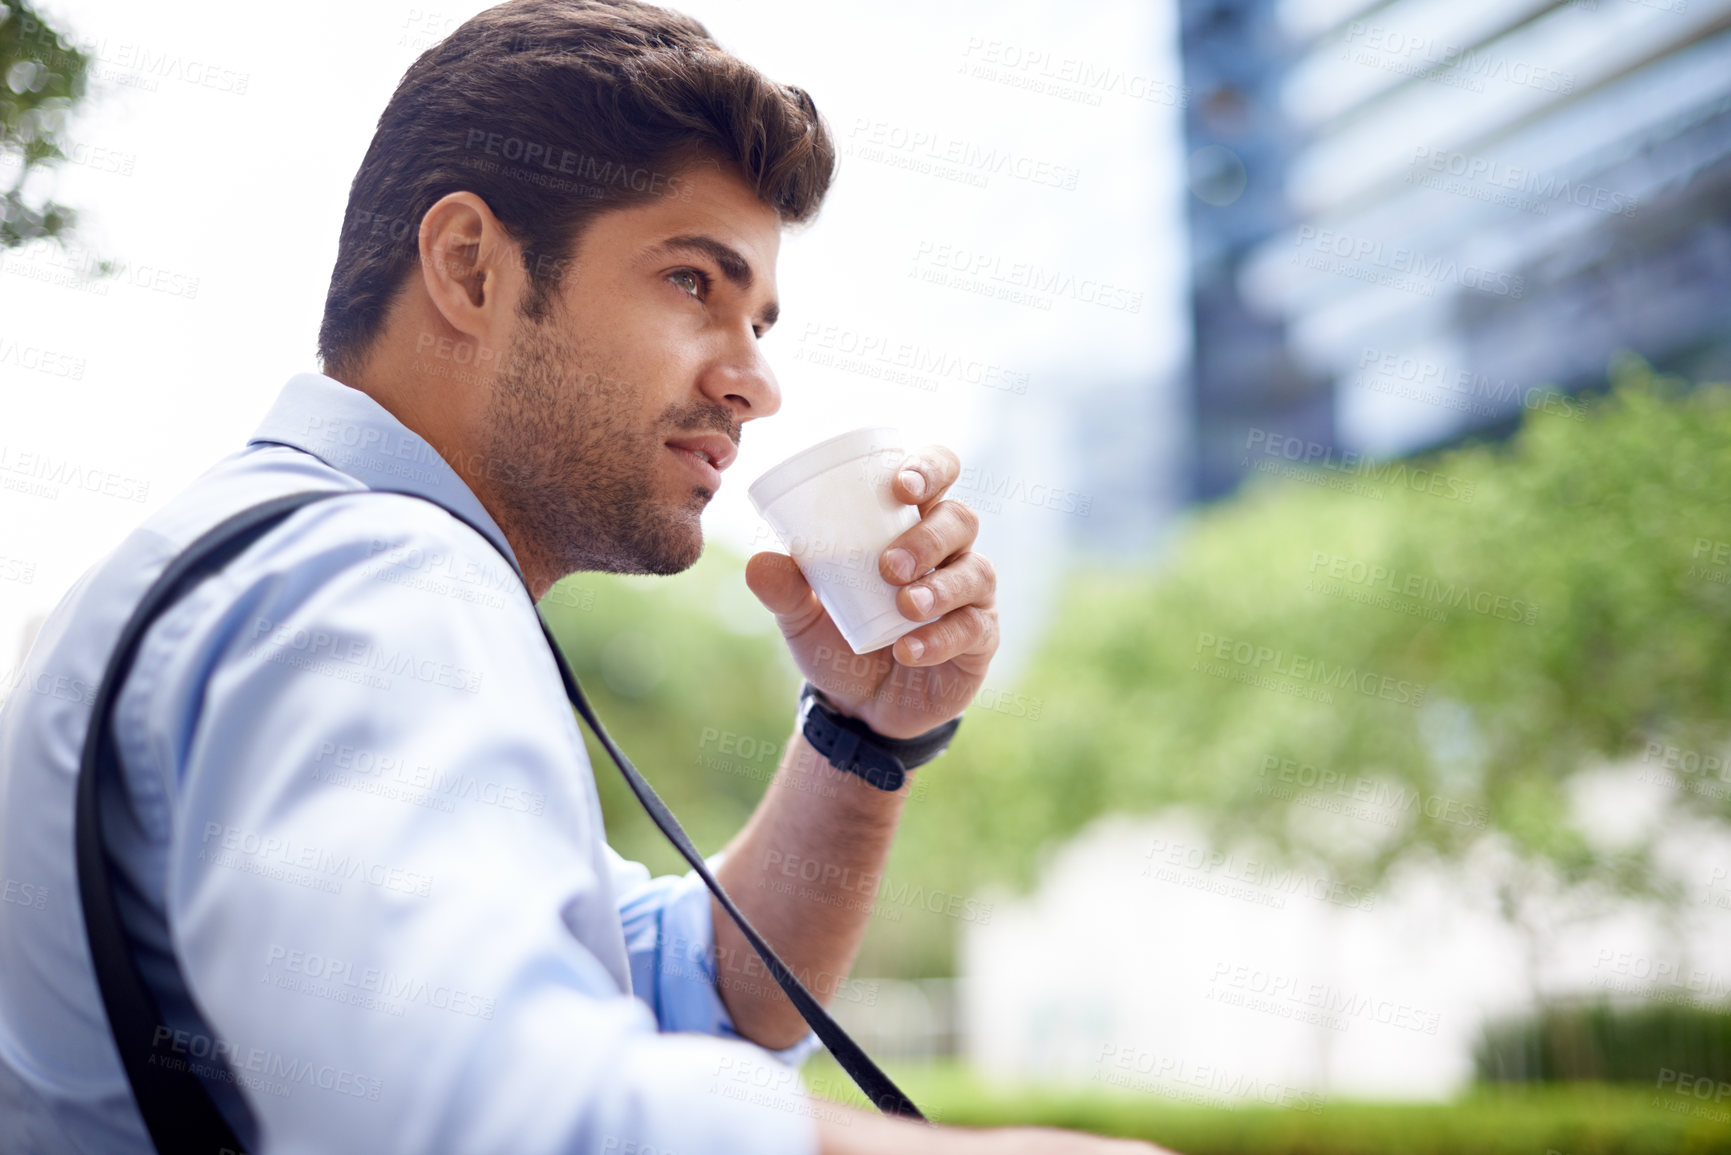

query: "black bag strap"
left=76, top=489, right=923, bottom=1155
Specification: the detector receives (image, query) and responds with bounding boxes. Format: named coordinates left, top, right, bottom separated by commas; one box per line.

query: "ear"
left=415, top=192, right=525, bottom=354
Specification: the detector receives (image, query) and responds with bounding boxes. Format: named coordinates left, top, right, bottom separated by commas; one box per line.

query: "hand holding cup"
left=746, top=428, right=1000, bottom=740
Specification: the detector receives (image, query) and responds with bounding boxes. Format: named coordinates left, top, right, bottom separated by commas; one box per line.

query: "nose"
left=699, top=340, right=781, bottom=421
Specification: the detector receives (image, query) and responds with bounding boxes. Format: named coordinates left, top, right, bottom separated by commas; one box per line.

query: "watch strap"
left=798, top=682, right=961, bottom=791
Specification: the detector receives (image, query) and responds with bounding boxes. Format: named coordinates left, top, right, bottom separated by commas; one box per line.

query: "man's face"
left=479, top=161, right=783, bottom=578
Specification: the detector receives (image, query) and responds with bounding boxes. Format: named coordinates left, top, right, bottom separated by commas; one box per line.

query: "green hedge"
left=1475, top=1002, right=1731, bottom=1085
left=801, top=1057, right=1731, bottom=1154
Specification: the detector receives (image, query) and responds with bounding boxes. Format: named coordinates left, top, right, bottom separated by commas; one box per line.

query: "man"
left=0, top=1, right=1164, bottom=1152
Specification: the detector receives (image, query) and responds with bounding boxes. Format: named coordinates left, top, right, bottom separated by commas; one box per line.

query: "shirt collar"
left=247, top=372, right=523, bottom=573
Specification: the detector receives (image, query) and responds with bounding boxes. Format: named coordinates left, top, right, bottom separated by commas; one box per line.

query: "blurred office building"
left=1182, top=0, right=1731, bottom=497
left=941, top=0, right=1731, bottom=1100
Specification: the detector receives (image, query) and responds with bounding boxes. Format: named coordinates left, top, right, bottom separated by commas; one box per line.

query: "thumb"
left=744, top=551, right=823, bottom=623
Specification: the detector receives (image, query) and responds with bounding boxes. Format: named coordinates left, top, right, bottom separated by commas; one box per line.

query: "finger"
left=897, top=550, right=996, bottom=621
left=743, top=551, right=826, bottom=635
left=891, top=444, right=961, bottom=508
left=893, top=603, right=999, bottom=667
left=879, top=499, right=979, bottom=585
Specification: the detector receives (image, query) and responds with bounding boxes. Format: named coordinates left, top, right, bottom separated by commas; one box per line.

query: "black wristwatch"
left=797, top=681, right=961, bottom=792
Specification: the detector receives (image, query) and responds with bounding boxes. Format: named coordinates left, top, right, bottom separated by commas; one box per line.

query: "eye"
left=668, top=267, right=711, bottom=299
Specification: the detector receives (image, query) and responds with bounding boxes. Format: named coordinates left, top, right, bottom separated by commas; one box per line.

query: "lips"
left=665, top=431, right=737, bottom=491
left=664, top=432, right=738, bottom=473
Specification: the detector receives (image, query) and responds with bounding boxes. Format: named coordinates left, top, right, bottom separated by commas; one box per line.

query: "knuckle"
left=952, top=605, right=993, bottom=652
left=934, top=609, right=969, bottom=651
left=913, top=518, right=948, bottom=559
left=972, top=552, right=997, bottom=590
left=948, top=500, right=980, bottom=537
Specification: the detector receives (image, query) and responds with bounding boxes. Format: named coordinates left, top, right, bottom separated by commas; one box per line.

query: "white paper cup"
left=748, top=426, right=939, bottom=654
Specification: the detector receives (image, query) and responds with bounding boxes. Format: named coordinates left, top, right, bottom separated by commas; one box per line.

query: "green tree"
left=1, top=0, right=92, bottom=247
left=908, top=356, right=1729, bottom=977
left=545, top=359, right=1731, bottom=981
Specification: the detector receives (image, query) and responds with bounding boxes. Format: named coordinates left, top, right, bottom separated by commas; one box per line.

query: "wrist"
left=797, top=682, right=960, bottom=792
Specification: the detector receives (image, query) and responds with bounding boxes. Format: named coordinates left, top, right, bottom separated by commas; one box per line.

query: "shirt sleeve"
left=125, top=495, right=821, bottom=1155
left=609, top=845, right=822, bottom=1067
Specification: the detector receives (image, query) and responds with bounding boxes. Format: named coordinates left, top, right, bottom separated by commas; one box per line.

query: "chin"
left=634, top=508, right=706, bottom=575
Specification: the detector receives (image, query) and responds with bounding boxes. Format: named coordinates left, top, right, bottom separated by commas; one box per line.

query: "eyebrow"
left=649, top=233, right=780, bottom=329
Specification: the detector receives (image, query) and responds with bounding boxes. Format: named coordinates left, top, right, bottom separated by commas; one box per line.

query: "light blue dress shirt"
left=0, top=373, right=822, bottom=1155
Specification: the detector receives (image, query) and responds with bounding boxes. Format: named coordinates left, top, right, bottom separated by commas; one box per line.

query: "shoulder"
left=253, top=490, right=517, bottom=582
left=112, top=488, right=559, bottom=839
left=133, top=489, right=540, bottom=713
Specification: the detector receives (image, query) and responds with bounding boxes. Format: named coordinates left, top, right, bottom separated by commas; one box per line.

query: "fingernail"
left=902, top=636, right=925, bottom=661
left=884, top=548, right=915, bottom=582
left=908, top=585, right=934, bottom=616
left=899, top=470, right=925, bottom=500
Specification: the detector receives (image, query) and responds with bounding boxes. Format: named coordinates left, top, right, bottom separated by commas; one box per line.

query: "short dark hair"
left=316, top=0, right=835, bottom=376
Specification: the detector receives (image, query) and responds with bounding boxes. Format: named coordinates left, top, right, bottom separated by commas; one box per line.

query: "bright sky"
left=0, top=0, right=1187, bottom=673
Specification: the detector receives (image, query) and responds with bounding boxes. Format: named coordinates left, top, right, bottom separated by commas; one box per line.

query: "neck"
left=325, top=359, right=560, bottom=603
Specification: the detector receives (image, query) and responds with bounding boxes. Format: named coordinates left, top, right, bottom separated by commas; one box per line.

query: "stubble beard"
left=479, top=308, right=731, bottom=579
